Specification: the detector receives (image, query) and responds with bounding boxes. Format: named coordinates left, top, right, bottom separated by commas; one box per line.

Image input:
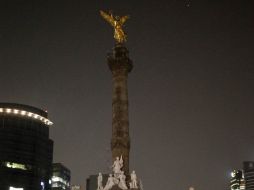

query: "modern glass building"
left=243, top=162, right=254, bottom=190
left=230, top=170, right=245, bottom=190
left=52, top=163, right=71, bottom=190
left=0, top=103, right=54, bottom=190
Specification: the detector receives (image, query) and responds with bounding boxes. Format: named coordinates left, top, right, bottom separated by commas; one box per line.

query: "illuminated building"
left=243, top=161, right=254, bottom=190
left=71, top=185, right=82, bottom=190
left=230, top=170, right=245, bottom=190
left=52, top=163, right=71, bottom=190
left=0, top=103, right=53, bottom=190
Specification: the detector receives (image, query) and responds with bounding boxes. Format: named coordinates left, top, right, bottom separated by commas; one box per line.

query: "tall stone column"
left=107, top=43, right=133, bottom=175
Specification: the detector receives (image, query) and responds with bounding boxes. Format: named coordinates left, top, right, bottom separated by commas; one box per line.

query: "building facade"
left=0, top=103, right=53, bottom=190
left=243, top=162, right=254, bottom=190
left=52, top=163, right=71, bottom=190
left=71, top=185, right=82, bottom=190
left=230, top=170, right=245, bottom=190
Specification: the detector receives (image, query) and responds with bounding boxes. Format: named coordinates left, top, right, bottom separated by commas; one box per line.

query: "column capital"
left=107, top=44, right=133, bottom=73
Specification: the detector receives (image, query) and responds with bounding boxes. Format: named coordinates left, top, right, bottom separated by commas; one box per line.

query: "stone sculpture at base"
left=97, top=156, right=139, bottom=190
left=104, top=174, right=115, bottom=190
left=130, top=171, right=138, bottom=189
left=97, top=173, right=103, bottom=190
left=118, top=171, right=128, bottom=190
left=112, top=156, right=123, bottom=176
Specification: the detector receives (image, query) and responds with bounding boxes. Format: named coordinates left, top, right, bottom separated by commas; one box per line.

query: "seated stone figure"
left=118, top=171, right=128, bottom=190
left=104, top=174, right=115, bottom=190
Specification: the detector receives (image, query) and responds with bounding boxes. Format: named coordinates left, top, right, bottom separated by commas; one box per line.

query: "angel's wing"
left=120, top=15, right=130, bottom=25
left=100, top=10, right=115, bottom=27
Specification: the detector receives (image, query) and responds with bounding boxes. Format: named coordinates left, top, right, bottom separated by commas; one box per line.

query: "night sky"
left=0, top=0, right=254, bottom=190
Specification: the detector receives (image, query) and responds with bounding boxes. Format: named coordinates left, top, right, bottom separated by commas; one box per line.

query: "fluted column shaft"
left=108, top=44, right=133, bottom=175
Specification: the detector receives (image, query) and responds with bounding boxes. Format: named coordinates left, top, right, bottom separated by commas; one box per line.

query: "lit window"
left=52, top=184, right=60, bottom=187
left=5, top=162, right=27, bottom=170
left=9, top=187, right=24, bottom=190
left=52, top=176, right=69, bottom=186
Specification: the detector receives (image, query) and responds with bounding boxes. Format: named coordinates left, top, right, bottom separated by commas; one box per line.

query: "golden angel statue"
left=100, top=10, right=130, bottom=43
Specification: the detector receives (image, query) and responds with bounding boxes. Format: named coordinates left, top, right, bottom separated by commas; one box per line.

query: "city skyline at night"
left=0, top=1, right=254, bottom=190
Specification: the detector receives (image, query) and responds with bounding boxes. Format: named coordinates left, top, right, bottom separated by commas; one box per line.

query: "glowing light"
left=9, top=187, right=24, bottom=190
left=52, top=176, right=69, bottom=186
left=6, top=162, right=27, bottom=170
left=20, top=111, right=26, bottom=115
left=41, top=181, right=45, bottom=190
left=0, top=108, right=53, bottom=126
